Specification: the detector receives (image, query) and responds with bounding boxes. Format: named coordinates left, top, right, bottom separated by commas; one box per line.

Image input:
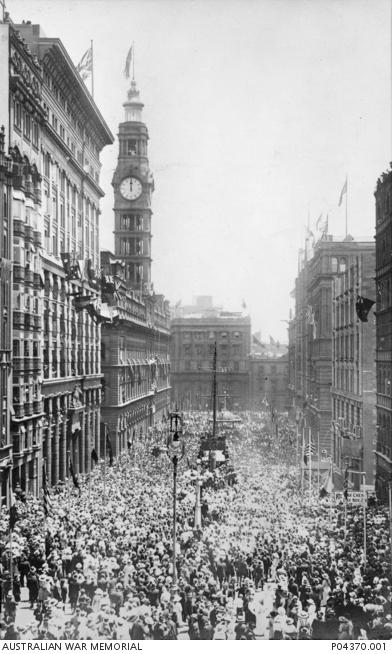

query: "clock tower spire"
left=112, top=77, right=154, bottom=291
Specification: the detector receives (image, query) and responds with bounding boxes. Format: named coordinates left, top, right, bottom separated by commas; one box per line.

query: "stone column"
left=46, top=397, right=52, bottom=486
left=52, top=396, right=60, bottom=485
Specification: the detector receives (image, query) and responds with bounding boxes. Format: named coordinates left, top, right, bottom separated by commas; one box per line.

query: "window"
left=44, top=219, right=50, bottom=251
left=14, top=101, right=22, bottom=130
left=44, top=154, right=50, bottom=179
left=331, top=257, right=338, bottom=273
left=32, top=121, right=39, bottom=148
left=24, top=113, right=31, bottom=140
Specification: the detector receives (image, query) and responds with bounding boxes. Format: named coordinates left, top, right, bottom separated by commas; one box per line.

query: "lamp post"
left=194, top=458, right=202, bottom=530
left=166, top=409, right=184, bottom=586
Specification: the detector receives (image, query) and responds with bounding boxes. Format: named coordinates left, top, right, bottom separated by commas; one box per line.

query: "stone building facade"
left=331, top=247, right=376, bottom=491
left=171, top=303, right=251, bottom=411
left=290, top=237, right=376, bottom=470
left=100, top=253, right=171, bottom=453
left=100, top=78, right=171, bottom=454
left=0, top=17, right=113, bottom=501
left=374, top=169, right=392, bottom=501
left=248, top=353, right=289, bottom=412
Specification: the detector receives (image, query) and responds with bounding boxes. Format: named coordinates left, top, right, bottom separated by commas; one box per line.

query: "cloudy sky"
left=10, top=0, right=391, bottom=341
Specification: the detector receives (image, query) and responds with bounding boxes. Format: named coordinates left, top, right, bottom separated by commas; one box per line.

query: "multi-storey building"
left=100, top=78, right=171, bottom=453
left=171, top=299, right=251, bottom=410
left=331, top=247, right=376, bottom=491
left=100, top=253, right=171, bottom=453
left=290, top=237, right=376, bottom=469
left=374, top=169, right=392, bottom=501
left=248, top=352, right=289, bottom=412
left=3, top=17, right=113, bottom=497
left=0, top=23, right=14, bottom=504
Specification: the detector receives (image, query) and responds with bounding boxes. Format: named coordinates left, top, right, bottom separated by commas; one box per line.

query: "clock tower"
left=112, top=79, right=154, bottom=290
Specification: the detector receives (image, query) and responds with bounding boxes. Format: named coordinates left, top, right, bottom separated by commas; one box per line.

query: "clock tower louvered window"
left=112, top=79, right=154, bottom=291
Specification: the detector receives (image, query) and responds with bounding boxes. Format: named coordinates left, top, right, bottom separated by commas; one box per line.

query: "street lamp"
left=194, top=458, right=203, bottom=530
left=166, top=410, right=185, bottom=585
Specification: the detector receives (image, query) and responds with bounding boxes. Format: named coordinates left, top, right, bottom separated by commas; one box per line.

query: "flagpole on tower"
left=132, top=40, right=135, bottom=81
left=91, top=40, right=94, bottom=98
left=345, top=175, right=348, bottom=237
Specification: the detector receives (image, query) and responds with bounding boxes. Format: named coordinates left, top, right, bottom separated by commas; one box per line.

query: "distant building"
left=171, top=298, right=251, bottom=410
left=248, top=352, right=289, bottom=412
left=374, top=169, right=392, bottom=501
left=331, top=248, right=376, bottom=491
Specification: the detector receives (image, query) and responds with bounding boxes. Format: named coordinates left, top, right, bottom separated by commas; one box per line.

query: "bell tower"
left=112, top=79, right=154, bottom=291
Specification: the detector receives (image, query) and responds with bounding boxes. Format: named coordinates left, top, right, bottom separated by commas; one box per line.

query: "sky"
left=9, top=0, right=391, bottom=341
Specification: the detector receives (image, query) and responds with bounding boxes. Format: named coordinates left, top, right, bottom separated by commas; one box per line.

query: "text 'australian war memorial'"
left=0, top=3, right=391, bottom=644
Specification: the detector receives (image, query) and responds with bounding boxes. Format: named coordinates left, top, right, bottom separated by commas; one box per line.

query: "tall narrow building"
left=112, top=80, right=153, bottom=292
left=100, top=75, right=171, bottom=454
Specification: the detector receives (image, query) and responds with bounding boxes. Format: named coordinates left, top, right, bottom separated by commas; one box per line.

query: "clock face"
left=120, top=177, right=142, bottom=200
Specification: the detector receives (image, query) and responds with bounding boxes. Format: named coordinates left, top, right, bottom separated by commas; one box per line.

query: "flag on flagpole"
left=319, top=465, right=334, bottom=498
left=355, top=296, right=375, bottom=322
left=338, top=178, right=347, bottom=207
left=9, top=492, right=18, bottom=530
left=42, top=461, right=52, bottom=517
left=124, top=45, right=133, bottom=78
left=76, top=46, right=92, bottom=81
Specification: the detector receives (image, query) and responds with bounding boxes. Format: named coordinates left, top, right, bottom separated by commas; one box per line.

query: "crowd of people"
left=0, top=409, right=392, bottom=640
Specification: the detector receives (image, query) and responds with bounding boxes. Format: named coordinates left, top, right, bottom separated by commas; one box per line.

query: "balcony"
left=33, top=399, right=43, bottom=414
left=24, top=402, right=33, bottom=416
left=13, top=220, right=25, bottom=238
left=13, top=357, right=24, bottom=373
left=33, top=230, right=42, bottom=247
left=13, top=265, right=25, bottom=283
left=0, top=443, right=13, bottom=465
left=13, top=403, right=24, bottom=419
left=24, top=312, right=35, bottom=330
left=13, top=311, right=25, bottom=330
left=25, top=225, right=34, bottom=242
left=25, top=268, right=34, bottom=285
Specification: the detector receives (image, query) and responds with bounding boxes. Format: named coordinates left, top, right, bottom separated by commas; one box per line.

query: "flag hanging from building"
left=303, top=440, right=316, bottom=465
left=356, top=296, right=375, bottom=323
left=42, top=460, right=52, bottom=517
left=91, top=448, right=98, bottom=464
left=319, top=466, right=334, bottom=498
left=338, top=178, right=347, bottom=207
left=9, top=493, right=18, bottom=531
left=106, top=432, right=113, bottom=466
left=76, top=45, right=92, bottom=81
left=343, top=467, right=349, bottom=501
left=69, top=459, right=80, bottom=491
left=124, top=44, right=133, bottom=78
